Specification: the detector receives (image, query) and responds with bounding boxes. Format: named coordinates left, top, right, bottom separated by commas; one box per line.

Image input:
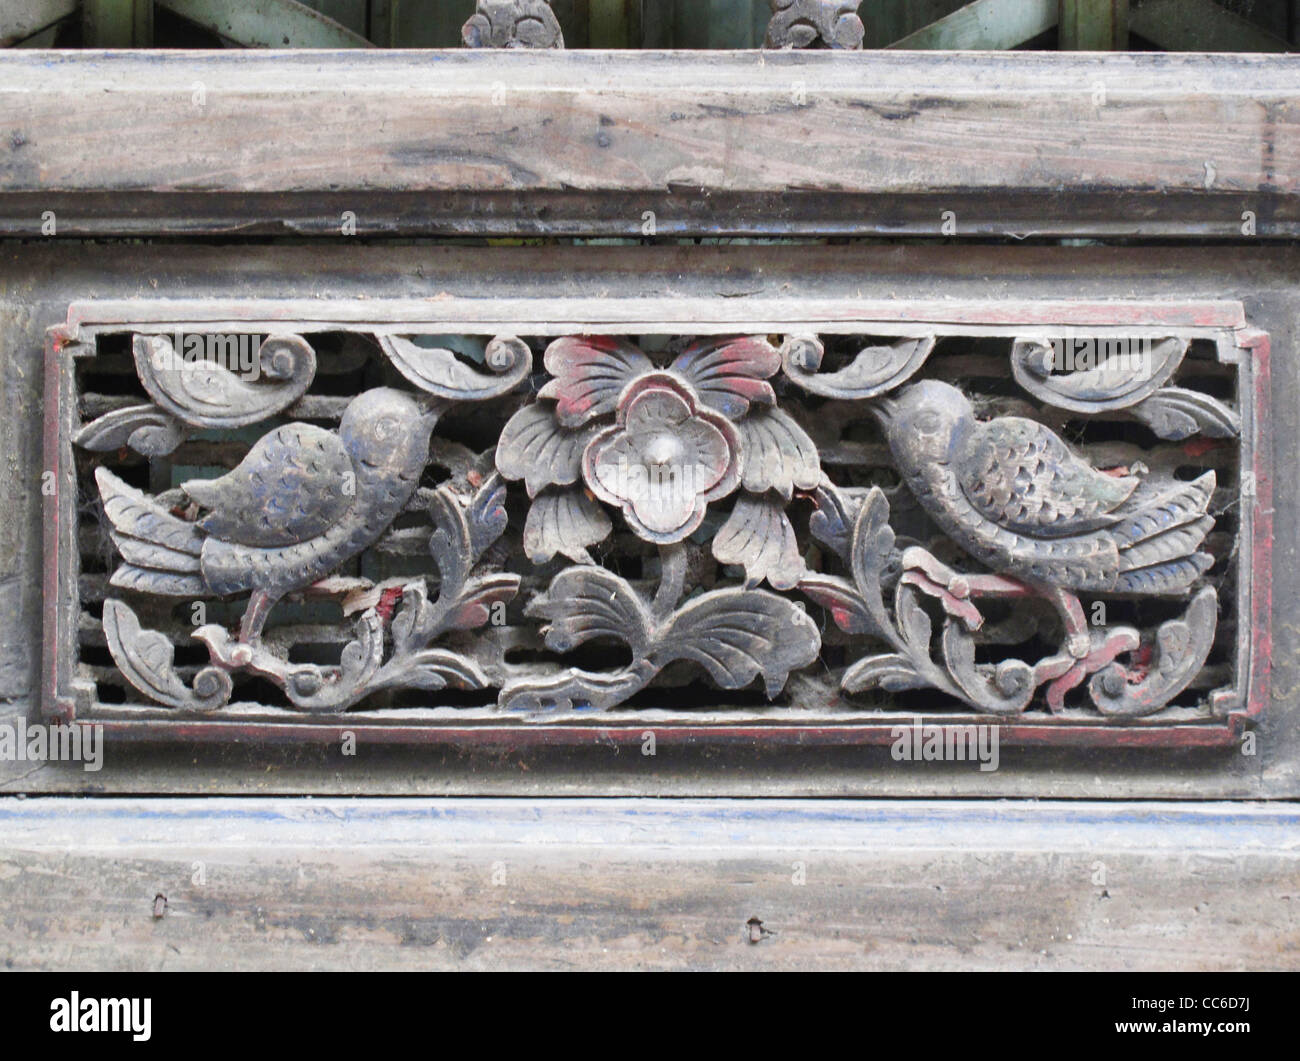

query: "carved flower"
left=496, top=334, right=823, bottom=586
left=582, top=374, right=741, bottom=543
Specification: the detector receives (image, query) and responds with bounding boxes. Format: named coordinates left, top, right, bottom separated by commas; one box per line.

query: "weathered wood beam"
left=887, top=0, right=1056, bottom=50
left=1, top=0, right=75, bottom=46
left=0, top=50, right=1297, bottom=237
left=159, top=0, right=373, bottom=48
left=2, top=797, right=1298, bottom=969
left=1131, top=0, right=1291, bottom=52
left=1059, top=0, right=1128, bottom=50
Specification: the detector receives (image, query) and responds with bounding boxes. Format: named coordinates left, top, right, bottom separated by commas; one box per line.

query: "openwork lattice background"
left=43, top=302, right=1267, bottom=746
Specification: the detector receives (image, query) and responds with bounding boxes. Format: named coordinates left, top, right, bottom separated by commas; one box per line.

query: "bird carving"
left=96, top=387, right=440, bottom=642
left=873, top=380, right=1216, bottom=656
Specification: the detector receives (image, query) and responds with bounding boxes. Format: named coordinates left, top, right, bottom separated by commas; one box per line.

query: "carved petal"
left=74, top=404, right=188, bottom=457
left=524, top=487, right=613, bottom=564
left=496, top=402, right=599, bottom=497
left=670, top=335, right=781, bottom=419
left=134, top=333, right=316, bottom=428
left=712, top=495, right=805, bottom=590
left=654, top=588, right=821, bottom=698
left=381, top=334, right=532, bottom=401
left=1010, top=336, right=1186, bottom=412
left=737, top=407, right=820, bottom=498
left=462, top=1, right=564, bottom=49
left=1130, top=387, right=1241, bottom=440
left=103, top=599, right=231, bottom=711
left=781, top=335, right=934, bottom=399
left=766, top=0, right=865, bottom=50
left=539, top=335, right=652, bottom=427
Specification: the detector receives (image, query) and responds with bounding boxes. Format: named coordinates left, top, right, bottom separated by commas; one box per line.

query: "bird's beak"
left=416, top=394, right=445, bottom=429
left=870, top=397, right=897, bottom=429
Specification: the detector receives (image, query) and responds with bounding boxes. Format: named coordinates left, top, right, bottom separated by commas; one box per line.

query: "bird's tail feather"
left=1112, top=471, right=1216, bottom=594
left=1113, top=471, right=1215, bottom=546
left=96, top=468, right=207, bottom=596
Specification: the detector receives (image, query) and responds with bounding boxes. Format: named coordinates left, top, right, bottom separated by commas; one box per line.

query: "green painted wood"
left=887, top=0, right=1057, bottom=50
left=589, top=0, right=630, bottom=47
left=1059, top=0, right=1127, bottom=50
left=1, top=0, right=76, bottom=46
left=1131, top=0, right=1292, bottom=51
left=159, top=0, right=372, bottom=47
left=84, top=0, right=137, bottom=45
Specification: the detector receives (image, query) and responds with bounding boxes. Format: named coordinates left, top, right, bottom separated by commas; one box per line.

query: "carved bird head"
left=872, top=379, right=975, bottom=473
left=339, top=387, right=441, bottom=473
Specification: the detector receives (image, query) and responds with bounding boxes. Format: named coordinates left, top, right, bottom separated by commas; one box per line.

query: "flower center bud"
left=643, top=432, right=682, bottom=469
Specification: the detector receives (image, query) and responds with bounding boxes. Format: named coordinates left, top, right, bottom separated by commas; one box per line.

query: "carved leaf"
left=381, top=334, right=532, bottom=401
left=712, top=495, right=805, bottom=590
left=133, top=333, right=316, bottom=428
left=524, top=487, right=613, bottom=564
left=807, top=479, right=856, bottom=563
left=781, top=335, right=934, bottom=399
left=939, top=622, right=1036, bottom=715
left=496, top=402, right=600, bottom=496
left=842, top=654, right=926, bottom=693
left=737, top=407, right=820, bottom=498
left=798, top=573, right=879, bottom=637
left=73, top=404, right=188, bottom=457
left=371, top=649, right=490, bottom=692
left=850, top=487, right=898, bottom=629
left=443, top=574, right=521, bottom=632
left=1130, top=387, right=1242, bottom=440
left=527, top=566, right=653, bottom=658
left=1089, top=587, right=1219, bottom=716
left=538, top=335, right=652, bottom=428
left=655, top=588, right=820, bottom=697
left=102, top=599, right=231, bottom=711
left=499, top=669, right=649, bottom=714
left=670, top=335, right=780, bottom=419
left=1010, top=336, right=1187, bottom=412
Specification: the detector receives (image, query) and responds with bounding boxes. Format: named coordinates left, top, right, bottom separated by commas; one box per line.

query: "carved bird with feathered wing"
left=874, top=380, right=1216, bottom=654
left=96, top=387, right=440, bottom=642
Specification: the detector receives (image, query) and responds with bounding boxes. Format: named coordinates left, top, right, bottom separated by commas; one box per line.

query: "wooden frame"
left=0, top=49, right=1297, bottom=238
left=42, top=294, right=1270, bottom=749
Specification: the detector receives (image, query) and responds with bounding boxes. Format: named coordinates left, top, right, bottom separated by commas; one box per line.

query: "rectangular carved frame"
left=43, top=294, right=1270, bottom=750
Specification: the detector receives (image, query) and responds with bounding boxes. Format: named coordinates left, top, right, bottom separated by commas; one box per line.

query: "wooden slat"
left=0, top=0, right=75, bottom=46
left=888, top=0, right=1056, bottom=50
left=1059, top=0, right=1128, bottom=50
left=158, top=0, right=373, bottom=48
left=1, top=50, right=1298, bottom=237
left=1131, top=0, right=1291, bottom=53
left=2, top=797, right=1297, bottom=970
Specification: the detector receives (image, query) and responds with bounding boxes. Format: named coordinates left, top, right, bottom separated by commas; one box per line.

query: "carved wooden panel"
left=43, top=297, right=1269, bottom=748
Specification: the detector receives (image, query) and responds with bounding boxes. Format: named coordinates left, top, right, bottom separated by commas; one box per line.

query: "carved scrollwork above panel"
left=45, top=310, right=1267, bottom=748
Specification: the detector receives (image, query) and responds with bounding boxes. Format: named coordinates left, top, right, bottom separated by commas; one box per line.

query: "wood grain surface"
left=0, top=50, right=1297, bottom=235
left=1, top=797, right=1296, bottom=970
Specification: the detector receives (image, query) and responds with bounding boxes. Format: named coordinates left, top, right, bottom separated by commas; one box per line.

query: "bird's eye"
left=915, top=410, right=941, bottom=434
left=372, top=415, right=399, bottom=441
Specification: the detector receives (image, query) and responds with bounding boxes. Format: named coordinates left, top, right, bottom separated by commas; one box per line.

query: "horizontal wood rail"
left=1, top=49, right=1297, bottom=237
